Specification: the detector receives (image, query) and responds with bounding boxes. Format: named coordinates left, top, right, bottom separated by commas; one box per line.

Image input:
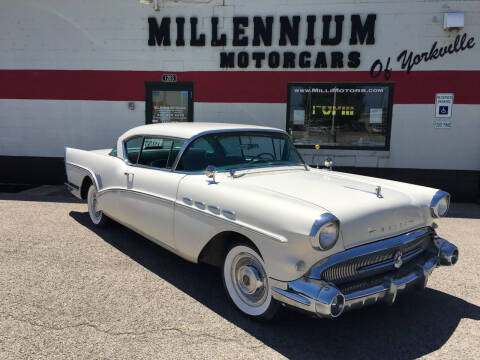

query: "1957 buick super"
left=65, top=123, right=458, bottom=320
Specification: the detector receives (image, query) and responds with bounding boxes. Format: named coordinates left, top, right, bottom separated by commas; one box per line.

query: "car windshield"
left=176, top=131, right=305, bottom=172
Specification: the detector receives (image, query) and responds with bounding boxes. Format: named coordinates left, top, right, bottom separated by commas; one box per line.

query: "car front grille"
left=321, top=232, right=432, bottom=285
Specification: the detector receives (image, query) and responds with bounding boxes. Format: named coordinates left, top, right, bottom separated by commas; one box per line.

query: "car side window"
left=109, top=144, right=117, bottom=157
left=124, top=137, right=143, bottom=164
left=138, top=137, right=185, bottom=169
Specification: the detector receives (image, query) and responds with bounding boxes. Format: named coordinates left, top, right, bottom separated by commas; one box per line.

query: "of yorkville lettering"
left=147, top=15, right=376, bottom=69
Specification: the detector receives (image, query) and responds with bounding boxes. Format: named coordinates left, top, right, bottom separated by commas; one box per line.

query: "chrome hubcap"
left=231, top=252, right=267, bottom=307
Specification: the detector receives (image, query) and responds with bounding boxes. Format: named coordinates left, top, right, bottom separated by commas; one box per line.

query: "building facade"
left=1, top=0, right=479, bottom=200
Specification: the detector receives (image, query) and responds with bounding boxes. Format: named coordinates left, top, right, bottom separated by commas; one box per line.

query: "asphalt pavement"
left=0, top=187, right=479, bottom=359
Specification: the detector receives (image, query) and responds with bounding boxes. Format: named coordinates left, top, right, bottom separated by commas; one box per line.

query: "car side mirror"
left=205, top=165, right=217, bottom=183
left=324, top=157, right=333, bottom=171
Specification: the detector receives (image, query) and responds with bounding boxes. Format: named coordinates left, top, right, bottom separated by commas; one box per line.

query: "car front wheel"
left=222, top=243, right=279, bottom=320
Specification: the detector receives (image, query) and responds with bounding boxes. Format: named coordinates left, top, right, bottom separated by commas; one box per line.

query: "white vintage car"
left=65, top=123, right=458, bottom=319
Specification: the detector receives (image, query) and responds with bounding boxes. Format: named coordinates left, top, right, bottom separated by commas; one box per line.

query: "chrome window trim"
left=121, top=134, right=187, bottom=171
left=430, top=190, right=450, bottom=218
left=171, top=128, right=309, bottom=172
left=172, top=164, right=308, bottom=175
left=309, top=227, right=432, bottom=280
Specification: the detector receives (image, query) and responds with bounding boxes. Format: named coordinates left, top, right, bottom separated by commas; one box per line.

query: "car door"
left=119, top=136, right=186, bottom=250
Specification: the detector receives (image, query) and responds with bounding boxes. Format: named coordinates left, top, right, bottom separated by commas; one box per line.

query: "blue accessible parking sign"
left=435, top=93, right=454, bottom=118
left=439, top=106, right=449, bottom=115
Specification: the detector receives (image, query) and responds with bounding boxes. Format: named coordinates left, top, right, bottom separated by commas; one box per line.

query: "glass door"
left=145, top=82, right=193, bottom=124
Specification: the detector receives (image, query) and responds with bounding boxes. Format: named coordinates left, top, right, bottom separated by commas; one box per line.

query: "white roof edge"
left=119, top=122, right=285, bottom=141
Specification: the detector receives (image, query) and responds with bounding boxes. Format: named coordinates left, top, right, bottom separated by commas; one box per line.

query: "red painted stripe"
left=0, top=69, right=479, bottom=104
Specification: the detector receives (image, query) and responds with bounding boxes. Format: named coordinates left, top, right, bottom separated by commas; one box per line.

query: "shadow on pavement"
left=0, top=186, right=82, bottom=203
left=445, top=202, right=480, bottom=219
left=70, top=210, right=480, bottom=359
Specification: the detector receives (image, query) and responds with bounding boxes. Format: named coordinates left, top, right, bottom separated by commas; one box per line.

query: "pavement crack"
left=1, top=314, right=263, bottom=348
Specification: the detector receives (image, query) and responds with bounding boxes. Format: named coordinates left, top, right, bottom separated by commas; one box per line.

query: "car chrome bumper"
left=270, top=237, right=458, bottom=318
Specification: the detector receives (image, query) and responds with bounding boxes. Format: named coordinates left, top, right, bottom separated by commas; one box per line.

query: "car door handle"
left=124, top=171, right=134, bottom=177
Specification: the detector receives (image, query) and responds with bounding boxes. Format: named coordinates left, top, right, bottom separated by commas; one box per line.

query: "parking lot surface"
left=0, top=188, right=479, bottom=359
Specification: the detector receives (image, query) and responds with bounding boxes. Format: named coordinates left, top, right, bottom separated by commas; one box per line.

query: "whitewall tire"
left=87, top=185, right=109, bottom=227
left=222, top=244, right=279, bottom=320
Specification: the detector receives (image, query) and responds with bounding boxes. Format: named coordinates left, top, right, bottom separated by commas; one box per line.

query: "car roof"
left=119, top=122, right=285, bottom=141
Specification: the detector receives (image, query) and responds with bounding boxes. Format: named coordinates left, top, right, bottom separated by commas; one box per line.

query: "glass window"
left=124, top=137, right=143, bottom=164
left=176, top=132, right=304, bottom=172
left=138, top=137, right=185, bottom=169
left=287, top=83, right=393, bottom=150
left=151, top=90, right=190, bottom=123
left=109, top=144, right=117, bottom=157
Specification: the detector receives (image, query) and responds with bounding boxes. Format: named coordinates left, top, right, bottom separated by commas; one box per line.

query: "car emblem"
left=393, top=250, right=403, bottom=269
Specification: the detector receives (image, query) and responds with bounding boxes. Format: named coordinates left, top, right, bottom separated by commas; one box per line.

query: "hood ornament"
left=375, top=186, right=383, bottom=198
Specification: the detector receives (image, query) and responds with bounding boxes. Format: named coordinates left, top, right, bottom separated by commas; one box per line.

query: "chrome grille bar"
left=309, top=228, right=434, bottom=284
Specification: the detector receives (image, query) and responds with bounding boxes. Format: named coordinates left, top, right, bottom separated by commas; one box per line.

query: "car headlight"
left=310, top=214, right=340, bottom=251
left=430, top=190, right=450, bottom=218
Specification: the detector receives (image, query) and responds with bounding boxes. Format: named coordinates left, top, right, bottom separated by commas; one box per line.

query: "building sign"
left=435, top=93, right=454, bottom=117
left=370, top=34, right=475, bottom=80
left=162, top=74, right=177, bottom=82
left=433, top=120, right=452, bottom=129
left=148, top=15, right=376, bottom=69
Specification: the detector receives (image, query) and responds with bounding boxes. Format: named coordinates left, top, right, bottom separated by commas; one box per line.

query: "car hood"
left=235, top=168, right=427, bottom=249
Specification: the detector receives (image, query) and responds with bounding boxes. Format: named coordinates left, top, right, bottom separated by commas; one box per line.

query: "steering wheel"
left=248, top=152, right=275, bottom=163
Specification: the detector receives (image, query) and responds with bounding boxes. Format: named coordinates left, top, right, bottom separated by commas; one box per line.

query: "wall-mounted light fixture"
left=139, top=0, right=160, bottom=11
left=444, top=12, right=464, bottom=30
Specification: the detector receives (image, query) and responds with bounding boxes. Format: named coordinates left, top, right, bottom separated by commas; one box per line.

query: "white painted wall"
left=2, top=99, right=479, bottom=171
left=0, top=0, right=479, bottom=171
left=0, top=100, right=144, bottom=157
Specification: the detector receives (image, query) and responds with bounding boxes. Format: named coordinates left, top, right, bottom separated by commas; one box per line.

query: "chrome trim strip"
left=309, top=227, right=432, bottom=280
left=97, top=187, right=175, bottom=205
left=175, top=202, right=288, bottom=243
left=430, top=190, right=450, bottom=218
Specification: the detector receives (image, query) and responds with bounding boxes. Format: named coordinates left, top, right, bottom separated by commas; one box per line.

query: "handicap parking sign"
left=439, top=106, right=449, bottom=115
left=435, top=93, right=453, bottom=118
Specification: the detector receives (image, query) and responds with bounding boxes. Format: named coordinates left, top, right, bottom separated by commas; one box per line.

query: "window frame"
left=122, top=135, right=186, bottom=171
left=145, top=82, right=194, bottom=124
left=173, top=130, right=307, bottom=173
left=285, top=82, right=394, bottom=151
